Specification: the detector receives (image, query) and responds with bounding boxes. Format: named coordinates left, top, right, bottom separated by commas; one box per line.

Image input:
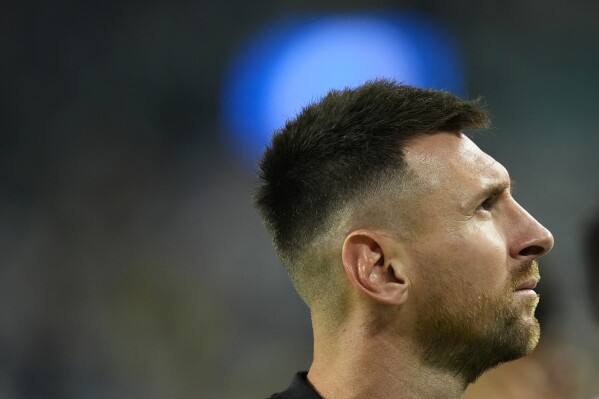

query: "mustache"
left=510, top=260, right=540, bottom=290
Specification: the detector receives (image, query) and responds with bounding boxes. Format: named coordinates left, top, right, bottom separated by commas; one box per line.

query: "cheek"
left=440, top=223, right=509, bottom=291
left=405, top=221, right=509, bottom=295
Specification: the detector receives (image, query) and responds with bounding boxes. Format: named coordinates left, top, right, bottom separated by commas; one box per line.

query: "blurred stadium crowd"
left=1, top=1, right=599, bottom=398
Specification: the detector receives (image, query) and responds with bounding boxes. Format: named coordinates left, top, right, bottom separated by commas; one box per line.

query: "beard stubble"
left=414, top=260, right=541, bottom=385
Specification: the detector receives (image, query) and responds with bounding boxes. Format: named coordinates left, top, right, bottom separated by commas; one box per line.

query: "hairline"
left=288, top=130, right=458, bottom=263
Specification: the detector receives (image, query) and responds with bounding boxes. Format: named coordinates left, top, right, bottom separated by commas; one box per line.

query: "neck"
left=307, top=315, right=466, bottom=399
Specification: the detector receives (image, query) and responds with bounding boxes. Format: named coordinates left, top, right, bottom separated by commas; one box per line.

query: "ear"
left=341, top=230, right=409, bottom=306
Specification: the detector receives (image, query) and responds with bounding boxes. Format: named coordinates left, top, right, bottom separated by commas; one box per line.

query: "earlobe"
left=342, top=230, right=410, bottom=306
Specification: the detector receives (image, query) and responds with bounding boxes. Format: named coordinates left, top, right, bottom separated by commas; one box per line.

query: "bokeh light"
left=221, top=11, right=465, bottom=164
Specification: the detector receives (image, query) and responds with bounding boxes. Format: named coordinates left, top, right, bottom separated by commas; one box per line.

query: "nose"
left=509, top=201, right=555, bottom=261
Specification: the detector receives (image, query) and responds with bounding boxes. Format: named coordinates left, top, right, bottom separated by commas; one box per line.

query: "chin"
left=520, top=317, right=541, bottom=355
left=415, top=295, right=543, bottom=385
left=479, top=313, right=541, bottom=382
left=512, top=297, right=542, bottom=355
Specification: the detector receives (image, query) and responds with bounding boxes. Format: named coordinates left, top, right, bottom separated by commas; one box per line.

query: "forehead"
left=403, top=133, right=509, bottom=198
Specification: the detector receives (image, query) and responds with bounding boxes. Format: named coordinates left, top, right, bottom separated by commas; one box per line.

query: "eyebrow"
left=478, top=179, right=514, bottom=201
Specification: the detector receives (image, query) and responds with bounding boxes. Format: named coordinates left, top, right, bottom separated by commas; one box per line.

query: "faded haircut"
left=254, top=79, right=489, bottom=311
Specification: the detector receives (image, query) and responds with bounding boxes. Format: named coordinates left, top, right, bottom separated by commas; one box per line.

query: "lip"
left=515, top=278, right=539, bottom=291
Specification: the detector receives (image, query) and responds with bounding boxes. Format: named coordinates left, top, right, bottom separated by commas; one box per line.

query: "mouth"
left=514, top=277, right=539, bottom=295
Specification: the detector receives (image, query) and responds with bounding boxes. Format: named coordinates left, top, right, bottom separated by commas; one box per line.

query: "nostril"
left=519, top=245, right=544, bottom=257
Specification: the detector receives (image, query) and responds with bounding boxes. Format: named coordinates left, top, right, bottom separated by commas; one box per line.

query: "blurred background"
left=1, top=1, right=599, bottom=398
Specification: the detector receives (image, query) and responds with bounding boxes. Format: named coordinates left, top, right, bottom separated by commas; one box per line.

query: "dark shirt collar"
left=270, top=372, right=323, bottom=399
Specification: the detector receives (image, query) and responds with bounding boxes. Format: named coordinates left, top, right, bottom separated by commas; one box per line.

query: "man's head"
left=254, top=80, right=554, bottom=383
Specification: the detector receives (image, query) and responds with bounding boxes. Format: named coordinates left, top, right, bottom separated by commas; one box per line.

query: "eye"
left=477, top=197, right=494, bottom=212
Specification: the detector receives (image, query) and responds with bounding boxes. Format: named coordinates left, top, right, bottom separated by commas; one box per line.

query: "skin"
left=307, top=132, right=554, bottom=399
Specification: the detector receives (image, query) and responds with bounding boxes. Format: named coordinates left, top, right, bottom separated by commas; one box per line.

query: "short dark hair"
left=255, top=79, right=489, bottom=307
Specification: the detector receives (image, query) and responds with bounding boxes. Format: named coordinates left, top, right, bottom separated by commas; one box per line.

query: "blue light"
left=221, top=12, right=465, bottom=164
